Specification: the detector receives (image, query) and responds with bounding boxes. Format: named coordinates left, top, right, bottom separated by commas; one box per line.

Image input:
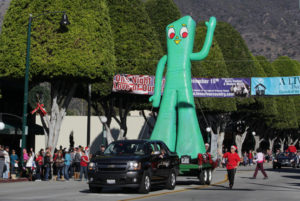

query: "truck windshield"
left=104, top=142, right=147, bottom=155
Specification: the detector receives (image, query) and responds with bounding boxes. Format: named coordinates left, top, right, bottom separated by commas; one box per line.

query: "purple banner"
left=192, top=78, right=251, bottom=98
left=112, top=74, right=251, bottom=98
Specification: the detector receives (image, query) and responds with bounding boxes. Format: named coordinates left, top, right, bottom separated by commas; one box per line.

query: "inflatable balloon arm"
left=190, top=16, right=217, bottom=61
left=149, top=55, right=167, bottom=107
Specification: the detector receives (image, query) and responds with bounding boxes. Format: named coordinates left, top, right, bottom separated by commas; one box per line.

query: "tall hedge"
left=272, top=56, right=300, bottom=128
left=192, top=22, right=236, bottom=113
left=144, top=0, right=181, bottom=54
left=107, top=0, right=163, bottom=76
left=0, top=0, right=116, bottom=81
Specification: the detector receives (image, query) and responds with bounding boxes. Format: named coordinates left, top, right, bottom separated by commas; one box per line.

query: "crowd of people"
left=0, top=144, right=106, bottom=181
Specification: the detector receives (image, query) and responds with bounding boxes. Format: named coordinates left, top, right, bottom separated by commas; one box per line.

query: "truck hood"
left=92, top=154, right=146, bottom=163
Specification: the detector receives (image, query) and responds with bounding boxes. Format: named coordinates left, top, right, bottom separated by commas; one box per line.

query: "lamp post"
left=21, top=12, right=70, bottom=164
left=252, top=131, right=256, bottom=150
left=100, top=116, right=107, bottom=147
left=206, top=127, right=211, bottom=144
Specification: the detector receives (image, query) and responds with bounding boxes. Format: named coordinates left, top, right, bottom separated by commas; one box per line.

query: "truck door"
left=149, top=142, right=164, bottom=181
left=156, top=142, right=171, bottom=179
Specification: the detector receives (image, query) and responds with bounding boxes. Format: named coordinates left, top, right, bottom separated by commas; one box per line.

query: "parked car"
left=273, top=152, right=296, bottom=169
left=88, top=140, right=179, bottom=194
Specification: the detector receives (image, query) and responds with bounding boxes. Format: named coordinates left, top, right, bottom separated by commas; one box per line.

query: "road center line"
left=119, top=176, right=228, bottom=201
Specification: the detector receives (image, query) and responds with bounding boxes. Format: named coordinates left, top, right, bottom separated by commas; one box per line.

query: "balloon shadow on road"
left=79, top=186, right=166, bottom=194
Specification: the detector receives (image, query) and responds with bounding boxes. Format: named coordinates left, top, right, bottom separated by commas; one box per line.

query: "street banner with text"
left=112, top=74, right=251, bottom=98
left=251, top=76, right=300, bottom=96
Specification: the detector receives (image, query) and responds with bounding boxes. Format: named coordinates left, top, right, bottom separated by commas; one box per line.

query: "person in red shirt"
left=219, top=145, right=240, bottom=189
left=287, top=145, right=297, bottom=153
left=248, top=150, right=253, bottom=166
left=79, top=151, right=89, bottom=181
left=35, top=151, right=43, bottom=181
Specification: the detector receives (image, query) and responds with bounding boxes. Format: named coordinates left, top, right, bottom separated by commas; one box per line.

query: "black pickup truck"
left=87, top=140, right=179, bottom=194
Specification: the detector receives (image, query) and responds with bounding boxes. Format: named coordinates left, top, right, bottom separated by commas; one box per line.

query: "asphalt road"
left=0, top=164, right=299, bottom=201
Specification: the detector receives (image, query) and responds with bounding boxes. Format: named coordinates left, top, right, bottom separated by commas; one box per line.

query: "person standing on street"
left=64, top=150, right=72, bottom=181
left=219, top=145, right=240, bottom=189
left=55, top=151, right=64, bottom=181
left=251, top=148, right=268, bottom=179
left=3, top=146, right=10, bottom=179
left=43, top=151, right=52, bottom=181
left=0, top=145, right=5, bottom=179
left=10, top=149, right=19, bottom=177
left=79, top=151, right=89, bottom=181
left=73, top=148, right=81, bottom=180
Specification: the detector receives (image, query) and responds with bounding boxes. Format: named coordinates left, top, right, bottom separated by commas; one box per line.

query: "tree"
left=91, top=0, right=163, bottom=138
left=191, top=22, right=236, bottom=159
left=0, top=0, right=116, bottom=153
left=144, top=0, right=181, bottom=54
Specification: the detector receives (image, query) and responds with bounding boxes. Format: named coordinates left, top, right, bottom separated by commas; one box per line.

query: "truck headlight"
left=291, top=159, right=294, bottom=162
left=128, top=161, right=141, bottom=170
left=89, top=162, right=96, bottom=170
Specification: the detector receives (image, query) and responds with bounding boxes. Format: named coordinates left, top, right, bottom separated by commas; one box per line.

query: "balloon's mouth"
left=174, top=39, right=181, bottom=45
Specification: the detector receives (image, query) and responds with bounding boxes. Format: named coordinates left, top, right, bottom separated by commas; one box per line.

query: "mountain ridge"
left=174, top=0, right=300, bottom=61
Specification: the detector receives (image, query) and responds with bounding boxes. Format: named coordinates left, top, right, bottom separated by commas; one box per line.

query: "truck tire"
left=198, top=170, right=206, bottom=185
left=139, top=171, right=151, bottom=194
left=89, top=184, right=102, bottom=193
left=205, top=169, right=212, bottom=185
left=165, top=169, right=176, bottom=190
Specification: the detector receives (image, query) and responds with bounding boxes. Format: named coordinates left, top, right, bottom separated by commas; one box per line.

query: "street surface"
left=0, top=164, right=299, bottom=201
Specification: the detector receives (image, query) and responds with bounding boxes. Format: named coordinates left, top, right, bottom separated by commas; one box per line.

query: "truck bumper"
left=88, top=170, right=143, bottom=187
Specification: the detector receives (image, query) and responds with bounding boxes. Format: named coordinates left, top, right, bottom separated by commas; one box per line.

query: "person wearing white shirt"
left=251, top=148, right=268, bottom=179
left=3, top=146, right=10, bottom=179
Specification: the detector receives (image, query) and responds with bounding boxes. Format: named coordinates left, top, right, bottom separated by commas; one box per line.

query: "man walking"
left=252, top=148, right=268, bottom=179
left=0, top=145, right=5, bottom=178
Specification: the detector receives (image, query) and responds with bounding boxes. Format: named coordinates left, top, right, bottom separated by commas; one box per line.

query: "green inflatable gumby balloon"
left=149, top=16, right=217, bottom=159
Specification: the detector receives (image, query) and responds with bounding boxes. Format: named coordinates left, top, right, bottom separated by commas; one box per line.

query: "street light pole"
left=21, top=14, right=32, bottom=164
left=20, top=12, right=70, bottom=164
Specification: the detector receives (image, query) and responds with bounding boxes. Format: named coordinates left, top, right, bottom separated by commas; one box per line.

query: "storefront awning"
left=0, top=123, right=44, bottom=135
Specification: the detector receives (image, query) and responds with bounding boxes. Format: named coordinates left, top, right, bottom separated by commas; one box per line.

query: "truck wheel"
left=205, top=169, right=212, bottom=185
left=89, top=184, right=102, bottom=193
left=278, top=164, right=281, bottom=169
left=165, top=169, right=176, bottom=190
left=198, top=170, right=206, bottom=185
left=273, top=165, right=276, bottom=169
left=139, top=171, right=151, bottom=194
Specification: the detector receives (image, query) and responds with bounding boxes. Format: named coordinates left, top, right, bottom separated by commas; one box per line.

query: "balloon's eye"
left=180, top=27, right=188, bottom=38
left=168, top=28, right=175, bottom=39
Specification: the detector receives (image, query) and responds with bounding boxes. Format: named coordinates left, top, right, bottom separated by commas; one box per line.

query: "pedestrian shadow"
left=248, top=182, right=300, bottom=191
left=265, top=168, right=300, bottom=174
left=288, top=183, right=300, bottom=187
left=282, top=175, right=300, bottom=180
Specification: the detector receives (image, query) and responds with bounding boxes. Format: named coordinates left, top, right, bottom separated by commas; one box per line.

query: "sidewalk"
left=0, top=178, right=29, bottom=183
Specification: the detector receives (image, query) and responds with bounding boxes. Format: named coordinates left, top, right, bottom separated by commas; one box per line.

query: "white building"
left=35, top=111, right=154, bottom=154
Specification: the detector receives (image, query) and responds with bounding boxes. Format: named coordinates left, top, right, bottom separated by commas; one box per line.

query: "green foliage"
left=272, top=56, right=300, bottom=128
left=107, top=0, right=163, bottom=76
left=92, top=0, right=165, bottom=113
left=214, top=22, right=257, bottom=77
left=192, top=22, right=236, bottom=113
left=252, top=56, right=277, bottom=119
left=28, top=85, right=50, bottom=111
left=258, top=56, right=298, bottom=130
left=144, top=0, right=181, bottom=54
left=251, top=56, right=277, bottom=129
left=214, top=22, right=257, bottom=108
left=0, top=0, right=116, bottom=82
